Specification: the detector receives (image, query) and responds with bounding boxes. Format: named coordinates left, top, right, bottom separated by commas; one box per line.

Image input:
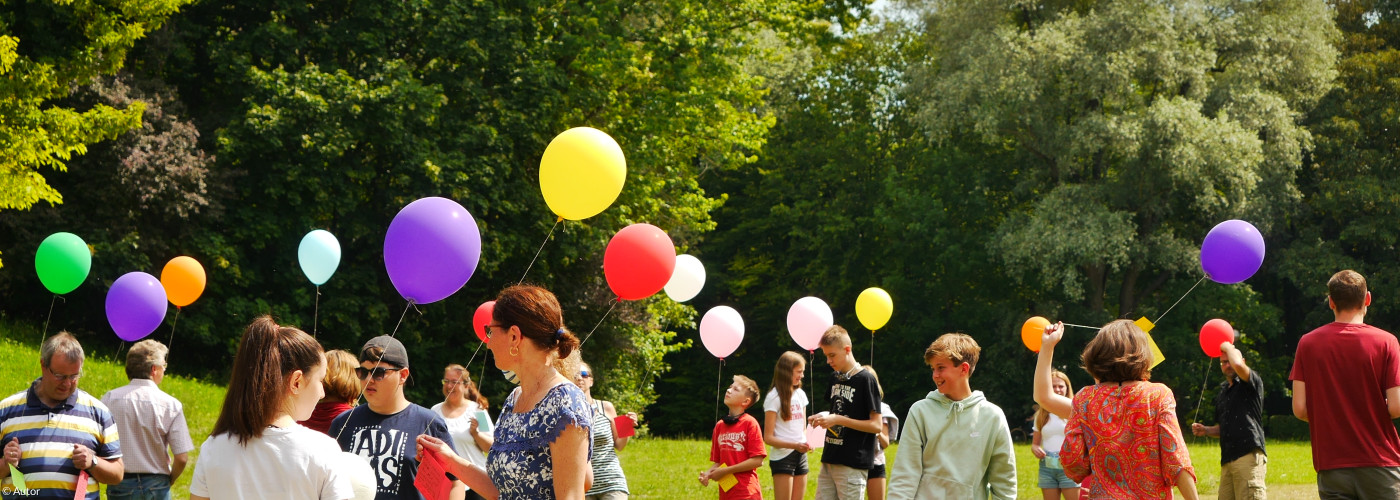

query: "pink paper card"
left=72, top=471, right=88, bottom=500
left=614, top=415, right=636, bottom=438
left=805, top=426, right=826, bottom=449
left=414, top=449, right=453, bottom=500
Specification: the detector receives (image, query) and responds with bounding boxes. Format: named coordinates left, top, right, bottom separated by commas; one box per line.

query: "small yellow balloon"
left=855, top=287, right=893, bottom=331
left=539, top=127, right=627, bottom=221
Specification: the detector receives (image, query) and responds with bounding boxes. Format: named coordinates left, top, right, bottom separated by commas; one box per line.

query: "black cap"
left=361, top=335, right=409, bottom=368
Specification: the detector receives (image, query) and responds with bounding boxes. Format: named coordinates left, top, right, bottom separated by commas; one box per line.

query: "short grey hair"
left=126, top=340, right=169, bottom=379
left=40, top=332, right=84, bottom=368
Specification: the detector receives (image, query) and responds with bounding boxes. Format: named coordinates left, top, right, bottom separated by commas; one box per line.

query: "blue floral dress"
left=487, top=383, right=593, bottom=500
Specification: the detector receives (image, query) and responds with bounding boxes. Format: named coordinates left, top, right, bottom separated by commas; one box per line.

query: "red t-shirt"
left=297, top=400, right=353, bottom=435
left=1290, top=322, right=1400, bottom=470
left=709, top=413, right=766, bottom=500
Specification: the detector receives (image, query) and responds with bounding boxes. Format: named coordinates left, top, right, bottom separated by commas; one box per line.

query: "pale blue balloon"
left=299, top=229, right=342, bottom=285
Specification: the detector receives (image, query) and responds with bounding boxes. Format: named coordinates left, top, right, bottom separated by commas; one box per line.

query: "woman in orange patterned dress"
left=1061, top=319, right=1199, bottom=500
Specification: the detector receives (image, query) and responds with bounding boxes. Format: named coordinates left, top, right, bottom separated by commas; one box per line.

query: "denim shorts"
left=770, top=450, right=809, bottom=476
left=1038, top=454, right=1078, bottom=489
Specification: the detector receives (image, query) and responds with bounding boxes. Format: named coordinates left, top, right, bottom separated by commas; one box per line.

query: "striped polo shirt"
left=0, top=381, right=121, bottom=499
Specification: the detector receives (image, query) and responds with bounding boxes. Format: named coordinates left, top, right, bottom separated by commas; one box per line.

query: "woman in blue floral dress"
left=417, top=285, right=593, bottom=500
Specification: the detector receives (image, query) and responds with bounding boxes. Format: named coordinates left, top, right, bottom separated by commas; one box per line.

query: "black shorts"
left=867, top=463, right=886, bottom=479
left=770, top=451, right=809, bottom=476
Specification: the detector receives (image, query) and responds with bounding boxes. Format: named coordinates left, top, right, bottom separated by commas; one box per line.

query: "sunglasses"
left=355, top=366, right=401, bottom=381
left=579, top=370, right=592, bottom=378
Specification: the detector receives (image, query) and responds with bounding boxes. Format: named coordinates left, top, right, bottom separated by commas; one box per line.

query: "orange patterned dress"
left=1062, top=382, right=1195, bottom=499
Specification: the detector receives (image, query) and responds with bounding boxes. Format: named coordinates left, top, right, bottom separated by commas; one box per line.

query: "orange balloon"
left=1021, top=316, right=1050, bottom=352
left=161, top=256, right=206, bottom=307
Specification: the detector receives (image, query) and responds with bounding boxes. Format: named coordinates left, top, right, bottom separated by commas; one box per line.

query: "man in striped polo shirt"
left=1, top=332, right=124, bottom=499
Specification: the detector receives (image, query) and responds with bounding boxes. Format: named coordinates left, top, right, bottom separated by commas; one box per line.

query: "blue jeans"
left=106, top=473, right=171, bottom=500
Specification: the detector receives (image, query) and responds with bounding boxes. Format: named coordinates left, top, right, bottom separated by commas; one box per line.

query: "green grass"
left=0, top=330, right=225, bottom=499
left=2, top=322, right=1322, bottom=499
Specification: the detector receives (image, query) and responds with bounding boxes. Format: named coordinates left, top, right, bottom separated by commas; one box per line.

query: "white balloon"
left=664, top=254, right=707, bottom=302
left=700, top=306, right=745, bottom=359
left=787, top=296, right=834, bottom=351
left=336, top=451, right=376, bottom=500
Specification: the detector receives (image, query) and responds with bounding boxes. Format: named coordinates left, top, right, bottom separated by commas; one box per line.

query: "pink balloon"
left=787, top=297, right=833, bottom=351
left=700, top=306, right=745, bottom=359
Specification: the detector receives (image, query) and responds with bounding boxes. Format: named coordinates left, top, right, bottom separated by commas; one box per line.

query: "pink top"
left=1062, top=382, right=1194, bottom=499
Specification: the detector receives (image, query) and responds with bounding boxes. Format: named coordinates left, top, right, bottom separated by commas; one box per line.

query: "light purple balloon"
left=1200, top=219, right=1265, bottom=284
left=106, top=272, right=169, bottom=342
left=384, top=197, right=481, bottom=304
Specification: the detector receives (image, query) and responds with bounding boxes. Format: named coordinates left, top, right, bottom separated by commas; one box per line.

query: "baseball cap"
left=361, top=335, right=409, bottom=368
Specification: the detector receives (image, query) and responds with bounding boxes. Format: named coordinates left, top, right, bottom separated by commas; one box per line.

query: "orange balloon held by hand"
left=160, top=256, right=207, bottom=307
left=1021, top=316, right=1051, bottom=352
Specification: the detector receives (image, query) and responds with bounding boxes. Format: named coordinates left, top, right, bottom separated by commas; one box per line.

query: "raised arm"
left=1034, top=322, right=1073, bottom=419
left=1220, top=343, right=1251, bottom=381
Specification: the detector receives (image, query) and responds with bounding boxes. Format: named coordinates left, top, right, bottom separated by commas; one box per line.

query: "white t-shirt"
left=762, top=387, right=808, bottom=460
left=431, top=401, right=494, bottom=467
left=1039, top=413, right=1067, bottom=453
left=873, top=402, right=899, bottom=466
left=190, top=424, right=352, bottom=500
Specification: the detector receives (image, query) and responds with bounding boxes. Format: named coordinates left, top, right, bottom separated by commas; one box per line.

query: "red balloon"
left=603, top=224, right=677, bottom=300
left=1199, top=318, right=1234, bottom=357
left=472, top=301, right=495, bottom=343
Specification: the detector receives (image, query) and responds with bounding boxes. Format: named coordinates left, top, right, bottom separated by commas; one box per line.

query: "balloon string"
left=870, top=331, right=875, bottom=365
left=1062, top=323, right=1100, bottom=330
left=40, top=295, right=59, bottom=348
left=338, top=301, right=416, bottom=443
left=519, top=218, right=563, bottom=285
left=464, top=341, right=484, bottom=372
left=480, top=349, right=490, bottom=396
left=118, top=341, right=126, bottom=360
left=714, top=358, right=724, bottom=424
left=808, top=350, right=815, bottom=414
left=1154, top=275, right=1209, bottom=325
left=167, top=308, right=182, bottom=349
left=579, top=300, right=619, bottom=347
left=1190, top=358, right=1214, bottom=445
left=313, top=285, right=321, bottom=338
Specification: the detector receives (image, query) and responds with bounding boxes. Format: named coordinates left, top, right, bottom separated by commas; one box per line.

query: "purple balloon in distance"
left=106, top=272, right=169, bottom=341
left=1200, top=219, right=1266, bottom=284
left=384, top=197, right=482, bottom=304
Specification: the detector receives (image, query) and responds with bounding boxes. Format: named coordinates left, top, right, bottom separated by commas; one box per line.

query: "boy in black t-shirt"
left=808, top=325, right=882, bottom=500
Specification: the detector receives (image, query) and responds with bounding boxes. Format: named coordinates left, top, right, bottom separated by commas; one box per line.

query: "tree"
left=0, top=0, right=191, bottom=218
left=907, top=0, right=1339, bottom=317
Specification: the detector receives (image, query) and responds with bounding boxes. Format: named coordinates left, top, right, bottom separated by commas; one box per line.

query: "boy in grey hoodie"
left=888, top=333, right=1016, bottom=500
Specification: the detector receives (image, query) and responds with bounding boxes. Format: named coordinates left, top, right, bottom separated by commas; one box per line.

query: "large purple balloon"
left=384, top=197, right=481, bottom=304
left=106, top=272, right=169, bottom=341
left=1200, top=219, right=1265, bottom=284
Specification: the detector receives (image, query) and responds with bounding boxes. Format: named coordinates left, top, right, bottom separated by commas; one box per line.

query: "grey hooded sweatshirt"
left=887, top=390, right=1016, bottom=500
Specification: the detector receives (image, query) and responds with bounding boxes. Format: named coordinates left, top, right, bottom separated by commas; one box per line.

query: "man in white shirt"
left=102, top=340, right=194, bottom=500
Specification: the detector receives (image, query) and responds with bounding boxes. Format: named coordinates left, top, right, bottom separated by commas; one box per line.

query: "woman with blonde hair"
left=190, top=316, right=352, bottom=500
left=298, top=349, right=361, bottom=435
left=1061, top=319, right=1198, bottom=500
left=1031, top=369, right=1078, bottom=499
left=432, top=364, right=494, bottom=500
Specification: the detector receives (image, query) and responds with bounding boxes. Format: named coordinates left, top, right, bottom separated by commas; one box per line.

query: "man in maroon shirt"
left=1291, top=269, right=1400, bottom=498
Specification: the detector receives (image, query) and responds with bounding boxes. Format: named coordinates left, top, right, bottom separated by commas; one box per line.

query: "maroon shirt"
left=1290, top=322, right=1400, bottom=470
left=298, top=400, right=353, bottom=435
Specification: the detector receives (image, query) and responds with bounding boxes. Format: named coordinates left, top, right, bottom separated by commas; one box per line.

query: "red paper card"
left=414, top=449, right=454, bottom=500
left=73, top=471, right=88, bottom=500
left=614, top=415, right=636, bottom=438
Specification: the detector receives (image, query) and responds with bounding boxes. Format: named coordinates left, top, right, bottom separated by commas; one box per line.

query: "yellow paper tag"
left=8, top=463, right=26, bottom=491
left=717, top=473, right=738, bottom=491
left=1136, top=317, right=1166, bottom=368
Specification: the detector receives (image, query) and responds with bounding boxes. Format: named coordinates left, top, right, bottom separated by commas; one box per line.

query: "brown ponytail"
left=211, top=316, right=323, bottom=445
left=493, top=284, right=578, bottom=359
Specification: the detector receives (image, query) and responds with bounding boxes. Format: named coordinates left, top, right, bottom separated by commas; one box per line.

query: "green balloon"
left=35, top=232, right=92, bottom=294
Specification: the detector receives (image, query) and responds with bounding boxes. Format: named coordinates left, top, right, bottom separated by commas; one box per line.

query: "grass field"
left=3, top=323, right=1321, bottom=499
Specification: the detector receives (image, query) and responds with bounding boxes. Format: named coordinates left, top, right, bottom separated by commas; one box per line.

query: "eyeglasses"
left=486, top=323, right=509, bottom=340
left=355, top=366, right=400, bottom=381
left=442, top=379, right=463, bottom=386
left=579, top=371, right=592, bottom=378
left=47, top=367, right=81, bottom=383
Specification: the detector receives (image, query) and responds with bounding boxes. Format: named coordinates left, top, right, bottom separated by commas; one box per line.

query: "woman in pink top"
left=1061, top=319, right=1198, bottom=500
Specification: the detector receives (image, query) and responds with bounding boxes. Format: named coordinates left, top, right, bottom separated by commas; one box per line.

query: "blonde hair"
left=321, top=349, right=362, bottom=403
left=819, top=325, right=851, bottom=348
left=923, top=333, right=981, bottom=371
left=1034, top=370, right=1073, bottom=430
left=734, top=375, right=760, bottom=408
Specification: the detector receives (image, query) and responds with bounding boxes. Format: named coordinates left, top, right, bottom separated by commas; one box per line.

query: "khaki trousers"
left=1219, top=449, right=1267, bottom=500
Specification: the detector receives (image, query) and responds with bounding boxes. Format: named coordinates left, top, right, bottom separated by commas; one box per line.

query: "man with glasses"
left=101, top=340, right=193, bottom=500
left=1, top=332, right=124, bottom=499
left=330, top=335, right=465, bottom=500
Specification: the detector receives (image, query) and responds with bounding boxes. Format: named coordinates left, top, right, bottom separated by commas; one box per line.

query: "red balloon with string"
left=1199, top=319, right=1235, bottom=357
left=472, top=301, right=495, bottom=343
left=603, top=224, right=677, bottom=300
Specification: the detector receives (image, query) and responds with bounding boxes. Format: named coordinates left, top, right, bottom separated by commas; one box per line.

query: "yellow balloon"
left=539, top=127, right=627, bottom=220
left=855, top=287, right=893, bottom=331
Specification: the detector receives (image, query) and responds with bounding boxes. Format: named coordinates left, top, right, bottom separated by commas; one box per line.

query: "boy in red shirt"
left=699, top=375, right=767, bottom=499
